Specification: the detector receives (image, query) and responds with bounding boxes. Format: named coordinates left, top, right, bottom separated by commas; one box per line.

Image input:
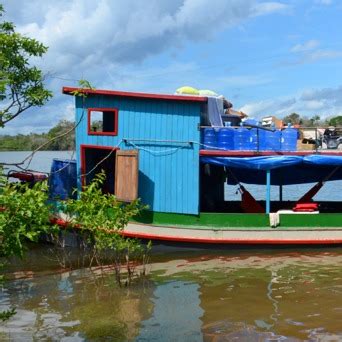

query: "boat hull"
left=123, top=222, right=342, bottom=245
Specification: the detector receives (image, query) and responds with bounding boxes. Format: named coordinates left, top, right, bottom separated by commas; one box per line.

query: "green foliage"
left=71, top=79, right=95, bottom=98
left=47, top=120, right=75, bottom=150
left=282, top=113, right=325, bottom=127
left=0, top=180, right=55, bottom=258
left=282, top=112, right=301, bottom=125
left=60, top=173, right=150, bottom=286
left=0, top=308, right=16, bottom=322
left=0, top=171, right=56, bottom=321
left=64, top=173, right=142, bottom=233
left=0, top=5, right=52, bottom=127
left=328, top=115, right=342, bottom=127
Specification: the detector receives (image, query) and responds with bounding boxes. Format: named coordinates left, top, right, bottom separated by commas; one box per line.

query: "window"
left=88, top=108, right=118, bottom=135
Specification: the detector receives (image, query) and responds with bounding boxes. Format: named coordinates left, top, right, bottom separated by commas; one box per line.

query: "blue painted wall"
left=74, top=95, right=202, bottom=215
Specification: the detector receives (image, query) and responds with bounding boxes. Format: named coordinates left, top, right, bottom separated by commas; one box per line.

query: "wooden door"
left=115, top=150, right=139, bottom=202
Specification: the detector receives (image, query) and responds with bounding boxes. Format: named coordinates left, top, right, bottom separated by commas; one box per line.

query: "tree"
left=309, top=115, right=320, bottom=126
left=328, top=116, right=342, bottom=127
left=47, top=120, right=75, bottom=150
left=283, top=112, right=301, bottom=125
left=0, top=4, right=52, bottom=127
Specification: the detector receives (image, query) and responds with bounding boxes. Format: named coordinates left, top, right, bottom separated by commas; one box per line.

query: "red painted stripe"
left=199, top=150, right=342, bottom=156
left=63, top=87, right=208, bottom=103
left=121, top=231, right=342, bottom=245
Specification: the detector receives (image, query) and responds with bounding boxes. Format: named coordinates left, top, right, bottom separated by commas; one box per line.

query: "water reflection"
left=1, top=248, right=341, bottom=341
left=137, top=281, right=203, bottom=342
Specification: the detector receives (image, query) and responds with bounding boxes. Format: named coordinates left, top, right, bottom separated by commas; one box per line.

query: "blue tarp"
left=201, top=156, right=303, bottom=170
left=200, top=155, right=342, bottom=185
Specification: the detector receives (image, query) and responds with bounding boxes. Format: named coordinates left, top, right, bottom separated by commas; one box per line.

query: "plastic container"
left=217, top=125, right=234, bottom=150
left=281, top=127, right=298, bottom=151
left=202, top=128, right=217, bottom=150
left=249, top=128, right=259, bottom=151
left=258, top=129, right=281, bottom=151
left=234, top=124, right=251, bottom=150
left=49, top=159, right=77, bottom=200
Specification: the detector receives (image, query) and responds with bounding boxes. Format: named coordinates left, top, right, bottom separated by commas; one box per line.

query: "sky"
left=1, top=0, right=342, bottom=135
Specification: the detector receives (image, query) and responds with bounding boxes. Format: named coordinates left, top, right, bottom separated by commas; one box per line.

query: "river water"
left=1, top=247, right=341, bottom=341
left=0, top=151, right=342, bottom=341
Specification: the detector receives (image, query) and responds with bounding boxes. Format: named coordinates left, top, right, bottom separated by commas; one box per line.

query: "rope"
left=124, top=140, right=188, bottom=155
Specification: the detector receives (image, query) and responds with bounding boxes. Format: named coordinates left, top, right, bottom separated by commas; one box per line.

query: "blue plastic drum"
left=234, top=126, right=251, bottom=150
left=281, top=128, right=298, bottom=151
left=249, top=128, right=258, bottom=151
left=202, top=128, right=217, bottom=150
left=49, top=159, right=77, bottom=200
left=217, top=127, right=234, bottom=150
left=258, top=129, right=281, bottom=151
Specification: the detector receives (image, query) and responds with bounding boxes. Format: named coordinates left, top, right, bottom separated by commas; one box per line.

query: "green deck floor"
left=132, top=211, right=342, bottom=230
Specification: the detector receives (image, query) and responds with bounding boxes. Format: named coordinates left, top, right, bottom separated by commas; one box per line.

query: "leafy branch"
left=0, top=5, right=52, bottom=127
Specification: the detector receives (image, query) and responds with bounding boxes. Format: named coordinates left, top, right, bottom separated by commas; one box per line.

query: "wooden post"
left=266, top=170, right=271, bottom=214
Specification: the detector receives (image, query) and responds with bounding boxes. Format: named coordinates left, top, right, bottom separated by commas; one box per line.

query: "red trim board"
left=63, top=86, right=208, bottom=103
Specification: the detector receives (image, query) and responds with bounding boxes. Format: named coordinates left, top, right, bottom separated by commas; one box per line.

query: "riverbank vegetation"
left=0, top=120, right=75, bottom=151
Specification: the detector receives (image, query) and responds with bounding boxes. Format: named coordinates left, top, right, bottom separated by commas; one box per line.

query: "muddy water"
left=1, top=247, right=341, bottom=341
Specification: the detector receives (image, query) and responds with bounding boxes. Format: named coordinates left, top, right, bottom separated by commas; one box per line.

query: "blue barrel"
left=249, top=128, right=258, bottom=151
left=258, top=130, right=281, bottom=151
left=202, top=128, right=217, bottom=150
left=49, top=159, right=77, bottom=200
left=217, top=127, right=234, bottom=150
left=281, top=128, right=298, bottom=151
left=234, top=126, right=251, bottom=150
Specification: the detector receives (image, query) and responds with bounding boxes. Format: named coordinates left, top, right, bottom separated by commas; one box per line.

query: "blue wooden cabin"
left=63, top=87, right=207, bottom=215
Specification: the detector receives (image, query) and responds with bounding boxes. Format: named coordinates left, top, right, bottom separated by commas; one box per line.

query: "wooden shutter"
left=115, top=150, right=139, bottom=202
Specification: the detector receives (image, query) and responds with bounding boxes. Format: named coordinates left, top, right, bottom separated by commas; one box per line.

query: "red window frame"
left=87, top=107, right=118, bottom=136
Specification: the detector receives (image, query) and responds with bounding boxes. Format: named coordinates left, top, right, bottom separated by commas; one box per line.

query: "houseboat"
left=60, top=86, right=342, bottom=246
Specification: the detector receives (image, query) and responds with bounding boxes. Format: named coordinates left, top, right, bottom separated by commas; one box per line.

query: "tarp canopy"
left=200, top=155, right=342, bottom=185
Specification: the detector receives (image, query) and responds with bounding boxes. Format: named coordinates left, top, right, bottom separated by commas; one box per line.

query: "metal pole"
left=279, top=184, right=283, bottom=202
left=266, top=170, right=271, bottom=214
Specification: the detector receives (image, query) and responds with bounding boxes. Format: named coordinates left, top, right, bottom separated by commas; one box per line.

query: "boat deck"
left=200, top=150, right=342, bottom=156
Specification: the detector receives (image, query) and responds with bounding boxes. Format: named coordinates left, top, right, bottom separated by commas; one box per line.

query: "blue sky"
left=1, top=0, right=342, bottom=135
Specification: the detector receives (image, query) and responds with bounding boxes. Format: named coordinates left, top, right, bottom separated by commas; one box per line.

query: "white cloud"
left=306, top=49, right=342, bottom=61
left=240, top=85, right=342, bottom=119
left=314, top=0, right=333, bottom=5
left=287, top=39, right=342, bottom=65
left=291, top=40, right=320, bottom=53
left=252, top=2, right=290, bottom=17
left=217, top=75, right=273, bottom=87
left=3, top=0, right=290, bottom=74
